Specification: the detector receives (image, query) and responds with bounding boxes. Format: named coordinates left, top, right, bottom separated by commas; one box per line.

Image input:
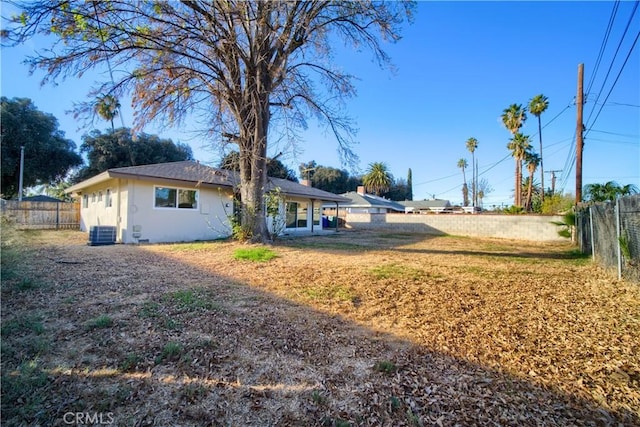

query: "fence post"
left=589, top=206, right=595, bottom=259
left=616, top=197, right=622, bottom=280
left=56, top=202, right=60, bottom=230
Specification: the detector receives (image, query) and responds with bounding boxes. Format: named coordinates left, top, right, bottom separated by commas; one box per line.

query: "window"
left=297, top=203, right=308, bottom=228
left=286, top=202, right=297, bottom=228
left=82, top=194, right=88, bottom=208
left=313, top=205, right=321, bottom=226
left=91, top=193, right=96, bottom=203
left=105, top=189, right=112, bottom=208
left=286, top=201, right=308, bottom=229
left=154, top=186, right=198, bottom=209
left=98, top=191, right=103, bottom=202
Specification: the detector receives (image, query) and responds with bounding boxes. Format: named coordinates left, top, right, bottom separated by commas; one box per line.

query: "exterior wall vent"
left=88, top=226, right=117, bottom=246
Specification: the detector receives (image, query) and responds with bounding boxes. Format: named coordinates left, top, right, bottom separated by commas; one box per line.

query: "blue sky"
left=2, top=1, right=638, bottom=207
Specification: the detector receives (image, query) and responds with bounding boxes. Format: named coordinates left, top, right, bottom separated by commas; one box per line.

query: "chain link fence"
left=576, top=194, right=640, bottom=282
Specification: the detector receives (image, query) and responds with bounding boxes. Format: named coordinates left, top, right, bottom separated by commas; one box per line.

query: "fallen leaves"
left=1, top=229, right=639, bottom=425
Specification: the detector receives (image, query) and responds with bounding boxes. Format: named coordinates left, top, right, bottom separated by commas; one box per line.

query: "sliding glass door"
left=286, top=201, right=308, bottom=229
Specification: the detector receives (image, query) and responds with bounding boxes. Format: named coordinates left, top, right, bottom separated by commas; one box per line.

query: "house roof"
left=398, top=199, right=451, bottom=209
left=66, top=161, right=349, bottom=203
left=327, top=191, right=406, bottom=212
left=21, top=195, right=64, bottom=202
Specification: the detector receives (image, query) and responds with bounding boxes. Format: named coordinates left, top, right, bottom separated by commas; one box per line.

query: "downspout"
left=335, top=202, right=339, bottom=232
left=311, top=200, right=315, bottom=233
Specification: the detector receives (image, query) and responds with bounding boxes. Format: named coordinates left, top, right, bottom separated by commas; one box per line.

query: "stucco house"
left=323, top=186, right=406, bottom=214
left=65, top=161, right=348, bottom=244
left=399, top=199, right=452, bottom=214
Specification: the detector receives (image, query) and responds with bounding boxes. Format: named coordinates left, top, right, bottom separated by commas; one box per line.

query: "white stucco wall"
left=77, top=178, right=234, bottom=243
left=124, top=181, right=234, bottom=243
left=77, top=178, right=331, bottom=243
left=78, top=182, right=120, bottom=232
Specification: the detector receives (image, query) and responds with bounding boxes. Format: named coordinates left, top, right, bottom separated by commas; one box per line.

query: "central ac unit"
left=88, top=226, right=117, bottom=246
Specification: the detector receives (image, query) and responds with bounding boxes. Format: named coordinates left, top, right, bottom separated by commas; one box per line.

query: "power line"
left=586, top=1, right=620, bottom=95
left=540, top=103, right=572, bottom=132
left=414, top=172, right=460, bottom=187
left=558, top=133, right=577, bottom=193
left=585, top=1, right=639, bottom=129
left=523, top=101, right=573, bottom=140
left=478, top=153, right=511, bottom=177
left=586, top=101, right=640, bottom=108
left=414, top=103, right=576, bottom=196
left=586, top=138, right=639, bottom=145
left=589, top=129, right=639, bottom=138
left=607, top=101, right=640, bottom=107
left=585, top=29, right=640, bottom=135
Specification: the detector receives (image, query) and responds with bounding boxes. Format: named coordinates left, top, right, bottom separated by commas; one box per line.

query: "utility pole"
left=546, top=170, right=562, bottom=195
left=18, top=145, right=25, bottom=201
left=575, top=63, right=584, bottom=204
left=474, top=159, right=478, bottom=209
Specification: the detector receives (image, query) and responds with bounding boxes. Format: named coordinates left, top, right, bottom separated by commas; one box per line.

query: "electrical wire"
left=586, top=1, right=620, bottom=95
left=413, top=172, right=461, bottom=187
left=585, top=30, right=640, bottom=135
left=558, top=133, right=577, bottom=193
left=584, top=1, right=639, bottom=129
left=589, top=129, right=639, bottom=138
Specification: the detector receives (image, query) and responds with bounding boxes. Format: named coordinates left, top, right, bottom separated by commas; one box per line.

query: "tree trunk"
left=472, top=152, right=476, bottom=208
left=461, top=168, right=468, bottom=206
left=514, top=159, right=520, bottom=207
left=238, top=59, right=272, bottom=243
left=538, top=116, right=544, bottom=202
left=525, top=172, right=534, bottom=211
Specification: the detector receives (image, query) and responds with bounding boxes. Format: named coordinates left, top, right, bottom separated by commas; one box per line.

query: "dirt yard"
left=1, top=228, right=639, bottom=426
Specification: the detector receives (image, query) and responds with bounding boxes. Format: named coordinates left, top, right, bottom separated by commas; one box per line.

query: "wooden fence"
left=1, top=200, right=81, bottom=230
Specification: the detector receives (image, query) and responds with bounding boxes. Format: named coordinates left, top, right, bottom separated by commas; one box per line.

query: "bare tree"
left=4, top=1, right=414, bottom=241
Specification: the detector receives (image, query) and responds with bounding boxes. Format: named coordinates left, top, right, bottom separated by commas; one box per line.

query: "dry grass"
left=1, top=227, right=639, bottom=426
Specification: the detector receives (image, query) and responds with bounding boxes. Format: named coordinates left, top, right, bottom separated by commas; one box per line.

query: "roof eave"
left=65, top=171, right=112, bottom=194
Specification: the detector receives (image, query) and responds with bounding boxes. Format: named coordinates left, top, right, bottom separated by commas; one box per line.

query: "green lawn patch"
left=233, top=247, right=277, bottom=262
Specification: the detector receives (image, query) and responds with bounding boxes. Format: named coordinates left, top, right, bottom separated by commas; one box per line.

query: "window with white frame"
left=82, top=194, right=88, bottom=208
left=91, top=193, right=96, bottom=203
left=154, top=186, right=198, bottom=209
left=105, top=189, right=112, bottom=208
left=98, top=191, right=103, bottom=202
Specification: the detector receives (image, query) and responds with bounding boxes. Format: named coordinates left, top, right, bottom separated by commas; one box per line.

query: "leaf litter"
left=1, top=229, right=638, bottom=426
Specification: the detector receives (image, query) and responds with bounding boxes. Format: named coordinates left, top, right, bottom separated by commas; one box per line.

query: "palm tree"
left=465, top=137, right=478, bottom=207
left=362, top=162, right=392, bottom=196
left=584, top=181, right=639, bottom=202
left=457, top=158, right=469, bottom=206
left=95, top=94, right=121, bottom=131
left=502, top=104, right=527, bottom=206
left=528, top=94, right=549, bottom=202
left=507, top=133, right=531, bottom=207
left=501, top=103, right=527, bottom=135
left=524, top=151, right=540, bottom=211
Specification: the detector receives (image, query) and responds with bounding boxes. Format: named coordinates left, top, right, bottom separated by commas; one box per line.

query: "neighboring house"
left=324, top=186, right=406, bottom=214
left=399, top=199, right=452, bottom=214
left=65, top=161, right=348, bottom=244
left=21, top=195, right=64, bottom=203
